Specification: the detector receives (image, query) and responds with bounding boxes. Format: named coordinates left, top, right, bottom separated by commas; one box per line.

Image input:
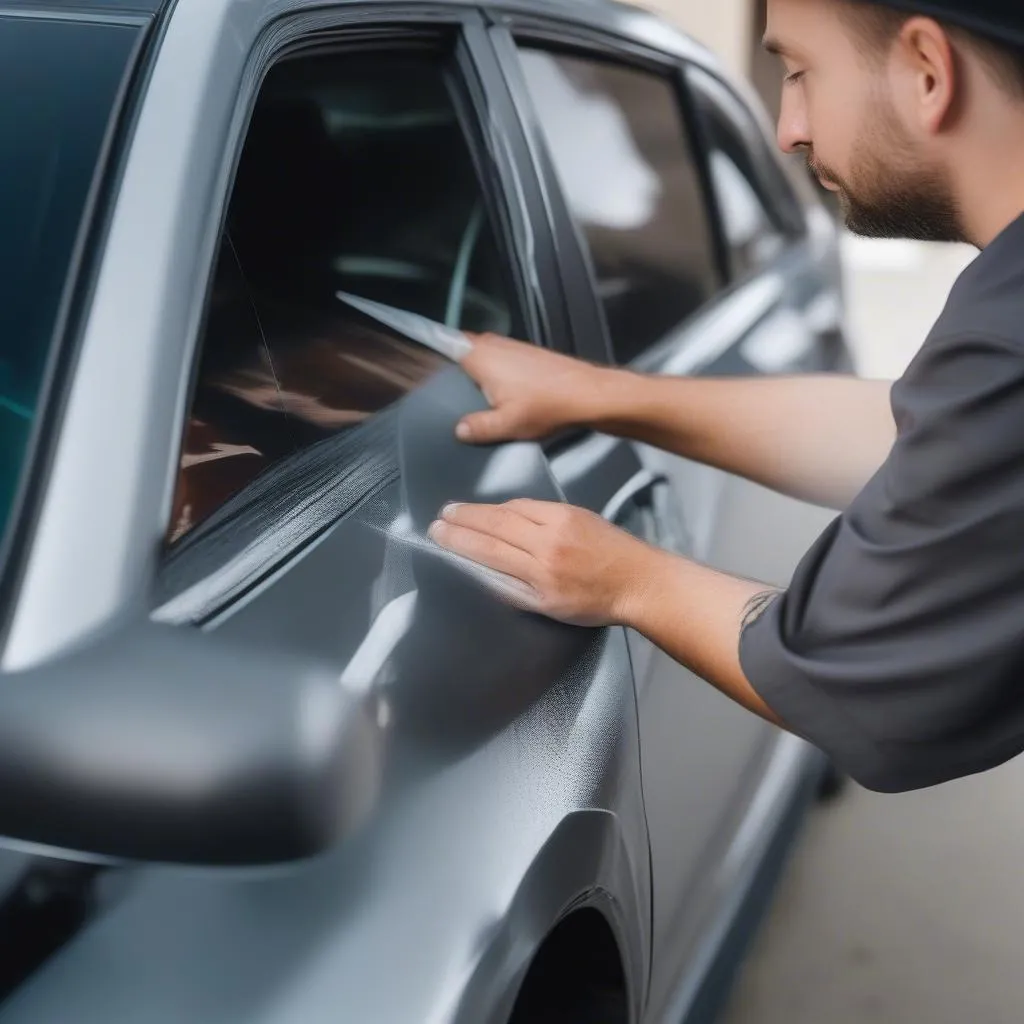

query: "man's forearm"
left=578, top=369, right=896, bottom=511
left=620, top=545, right=785, bottom=726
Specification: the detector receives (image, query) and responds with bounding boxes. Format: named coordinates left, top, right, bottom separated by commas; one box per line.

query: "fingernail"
left=456, top=421, right=471, bottom=440
left=428, top=520, right=444, bottom=541
left=441, top=502, right=462, bottom=519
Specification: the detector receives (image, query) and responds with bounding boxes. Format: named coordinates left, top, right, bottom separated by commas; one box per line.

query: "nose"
left=776, top=87, right=810, bottom=155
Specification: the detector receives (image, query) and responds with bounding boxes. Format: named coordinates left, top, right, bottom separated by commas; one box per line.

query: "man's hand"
left=456, top=334, right=896, bottom=512
left=427, top=499, right=656, bottom=626
left=428, top=497, right=786, bottom=728
left=455, top=333, right=608, bottom=445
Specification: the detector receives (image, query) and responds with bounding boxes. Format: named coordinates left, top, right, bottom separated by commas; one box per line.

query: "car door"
left=0, top=5, right=658, bottom=1019
left=488, top=17, right=842, bottom=1014
left=136, top=12, right=654, bottom=1020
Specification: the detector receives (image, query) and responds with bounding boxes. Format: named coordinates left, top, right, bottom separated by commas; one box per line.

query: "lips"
left=808, top=159, right=841, bottom=193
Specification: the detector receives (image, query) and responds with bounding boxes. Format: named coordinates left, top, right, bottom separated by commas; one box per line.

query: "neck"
left=960, top=183, right=1024, bottom=249
left=952, top=111, right=1024, bottom=248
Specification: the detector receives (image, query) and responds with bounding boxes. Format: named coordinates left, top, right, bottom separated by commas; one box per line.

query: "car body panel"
left=0, top=642, right=649, bottom=1024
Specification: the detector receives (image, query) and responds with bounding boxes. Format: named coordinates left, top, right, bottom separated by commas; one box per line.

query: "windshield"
left=0, top=14, right=140, bottom=540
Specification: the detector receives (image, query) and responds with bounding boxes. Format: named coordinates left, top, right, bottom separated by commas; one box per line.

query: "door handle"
left=601, top=470, right=668, bottom=525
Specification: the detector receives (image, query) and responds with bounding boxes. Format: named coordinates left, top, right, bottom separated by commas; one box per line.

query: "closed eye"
left=785, top=70, right=806, bottom=85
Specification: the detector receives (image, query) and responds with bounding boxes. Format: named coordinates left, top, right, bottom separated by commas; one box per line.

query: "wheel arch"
left=451, top=808, right=649, bottom=1024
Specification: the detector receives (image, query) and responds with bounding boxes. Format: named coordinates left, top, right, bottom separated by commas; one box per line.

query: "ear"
left=895, top=17, right=958, bottom=133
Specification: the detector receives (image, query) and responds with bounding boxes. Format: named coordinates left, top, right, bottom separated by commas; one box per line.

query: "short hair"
left=839, top=1, right=1024, bottom=99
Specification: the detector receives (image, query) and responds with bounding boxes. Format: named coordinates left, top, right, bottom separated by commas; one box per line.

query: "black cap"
left=858, top=0, right=1024, bottom=48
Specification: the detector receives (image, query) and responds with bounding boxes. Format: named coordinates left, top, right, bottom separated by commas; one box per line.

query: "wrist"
left=570, top=365, right=635, bottom=432
left=610, top=541, right=674, bottom=629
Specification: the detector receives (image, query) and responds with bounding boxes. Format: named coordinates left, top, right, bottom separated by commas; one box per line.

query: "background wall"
left=632, top=0, right=781, bottom=107
left=636, top=0, right=755, bottom=79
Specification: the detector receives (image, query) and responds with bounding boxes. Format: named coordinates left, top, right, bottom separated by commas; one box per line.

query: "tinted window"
left=170, top=50, right=520, bottom=542
left=688, top=66, right=788, bottom=279
left=0, top=17, right=137, bottom=541
left=169, top=240, right=295, bottom=544
left=518, top=49, right=720, bottom=364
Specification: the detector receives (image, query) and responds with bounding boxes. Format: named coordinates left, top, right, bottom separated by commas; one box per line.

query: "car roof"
left=504, top=0, right=719, bottom=66
left=15, top=0, right=720, bottom=70
left=5, top=0, right=162, bottom=15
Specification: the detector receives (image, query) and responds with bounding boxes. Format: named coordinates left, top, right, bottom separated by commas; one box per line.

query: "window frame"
left=491, top=16, right=731, bottom=368
left=155, top=7, right=554, bottom=620
left=684, top=62, right=807, bottom=281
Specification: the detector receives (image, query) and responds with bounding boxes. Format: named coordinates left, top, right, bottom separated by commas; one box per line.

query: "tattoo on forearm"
left=740, top=589, right=782, bottom=631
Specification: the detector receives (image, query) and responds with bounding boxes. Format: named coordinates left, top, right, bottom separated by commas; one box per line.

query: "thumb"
left=456, top=407, right=518, bottom=444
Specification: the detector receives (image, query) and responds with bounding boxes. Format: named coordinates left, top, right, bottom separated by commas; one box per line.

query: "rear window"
left=0, top=14, right=139, bottom=539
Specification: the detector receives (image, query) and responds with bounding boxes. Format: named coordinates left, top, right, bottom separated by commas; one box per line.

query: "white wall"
left=841, top=238, right=977, bottom=378
left=633, top=0, right=752, bottom=77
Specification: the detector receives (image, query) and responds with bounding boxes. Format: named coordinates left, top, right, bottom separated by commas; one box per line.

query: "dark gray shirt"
left=741, top=212, right=1024, bottom=793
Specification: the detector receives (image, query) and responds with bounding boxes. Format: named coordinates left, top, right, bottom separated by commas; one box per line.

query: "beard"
left=808, top=101, right=965, bottom=243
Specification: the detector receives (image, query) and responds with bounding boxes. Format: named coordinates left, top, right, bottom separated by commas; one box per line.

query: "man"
left=428, top=0, right=1024, bottom=793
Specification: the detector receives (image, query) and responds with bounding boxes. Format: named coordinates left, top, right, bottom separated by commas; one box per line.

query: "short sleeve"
left=741, top=332, right=1024, bottom=792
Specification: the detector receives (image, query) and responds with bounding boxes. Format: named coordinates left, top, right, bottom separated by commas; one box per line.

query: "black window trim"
left=486, top=21, right=611, bottom=366
left=494, top=16, right=732, bottom=367
left=154, top=6, right=548, bottom=622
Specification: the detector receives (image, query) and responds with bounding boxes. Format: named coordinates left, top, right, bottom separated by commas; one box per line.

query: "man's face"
left=765, top=0, right=964, bottom=242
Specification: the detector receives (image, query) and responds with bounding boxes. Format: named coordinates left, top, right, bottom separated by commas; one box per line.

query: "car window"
left=0, top=16, right=139, bottom=544
left=169, top=49, right=521, bottom=543
left=517, top=48, right=720, bottom=364
left=687, top=66, right=789, bottom=279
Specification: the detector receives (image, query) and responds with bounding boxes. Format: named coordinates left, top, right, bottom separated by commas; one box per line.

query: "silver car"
left=0, top=0, right=849, bottom=1020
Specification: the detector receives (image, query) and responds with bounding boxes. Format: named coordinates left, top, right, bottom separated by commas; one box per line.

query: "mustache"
left=806, top=154, right=839, bottom=187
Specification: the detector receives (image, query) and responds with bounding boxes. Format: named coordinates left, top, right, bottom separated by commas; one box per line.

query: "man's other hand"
left=455, top=333, right=607, bottom=445
left=428, top=498, right=657, bottom=627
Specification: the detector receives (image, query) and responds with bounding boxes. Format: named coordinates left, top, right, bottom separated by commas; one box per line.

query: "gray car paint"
left=0, top=0, right=845, bottom=1020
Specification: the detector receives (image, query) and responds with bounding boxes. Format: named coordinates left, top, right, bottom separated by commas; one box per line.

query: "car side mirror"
left=0, top=623, right=382, bottom=866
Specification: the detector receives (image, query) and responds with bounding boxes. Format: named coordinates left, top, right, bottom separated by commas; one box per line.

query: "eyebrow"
left=761, top=35, right=790, bottom=57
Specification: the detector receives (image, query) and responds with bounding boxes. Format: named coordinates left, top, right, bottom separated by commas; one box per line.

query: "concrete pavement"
left=722, top=753, right=1024, bottom=1023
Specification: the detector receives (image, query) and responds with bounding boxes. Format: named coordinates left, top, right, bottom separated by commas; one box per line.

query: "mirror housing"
left=0, top=624, right=382, bottom=866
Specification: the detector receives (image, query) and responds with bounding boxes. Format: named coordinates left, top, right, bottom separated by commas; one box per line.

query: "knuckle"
left=553, top=504, right=575, bottom=526
left=549, top=543, right=572, bottom=567
left=551, top=511, right=576, bottom=540
left=542, top=530, right=569, bottom=562
left=487, top=508, right=512, bottom=534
